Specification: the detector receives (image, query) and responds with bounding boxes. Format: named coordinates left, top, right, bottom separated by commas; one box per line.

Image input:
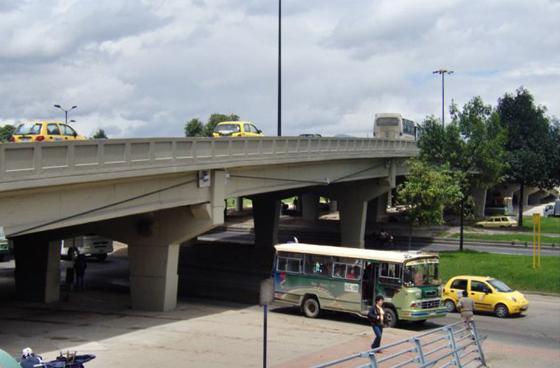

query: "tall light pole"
left=277, top=0, right=282, bottom=137
left=432, top=69, right=453, bottom=128
left=54, top=105, right=77, bottom=125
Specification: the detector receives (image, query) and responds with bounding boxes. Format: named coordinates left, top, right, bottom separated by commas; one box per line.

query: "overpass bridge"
left=0, top=137, right=417, bottom=311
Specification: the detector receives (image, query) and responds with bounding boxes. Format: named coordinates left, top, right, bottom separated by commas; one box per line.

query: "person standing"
left=368, top=295, right=385, bottom=351
left=457, top=290, right=474, bottom=329
left=74, top=254, right=87, bottom=291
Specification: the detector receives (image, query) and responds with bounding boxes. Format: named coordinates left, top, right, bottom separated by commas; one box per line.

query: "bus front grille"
left=420, top=299, right=441, bottom=309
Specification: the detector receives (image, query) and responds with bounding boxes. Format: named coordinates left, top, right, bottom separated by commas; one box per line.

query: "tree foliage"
left=497, top=87, right=558, bottom=225
left=92, top=128, right=108, bottom=139
left=184, top=113, right=240, bottom=137
left=0, top=124, right=15, bottom=142
left=397, top=160, right=462, bottom=226
left=184, top=118, right=204, bottom=137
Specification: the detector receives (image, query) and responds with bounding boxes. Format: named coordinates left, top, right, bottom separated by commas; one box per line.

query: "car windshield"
left=214, top=124, right=240, bottom=133
left=15, top=123, right=41, bottom=135
left=403, top=259, right=439, bottom=286
left=488, top=279, right=513, bottom=292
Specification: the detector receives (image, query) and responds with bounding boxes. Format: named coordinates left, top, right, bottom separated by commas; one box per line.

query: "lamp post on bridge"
left=53, top=105, right=77, bottom=125
left=432, top=69, right=453, bottom=128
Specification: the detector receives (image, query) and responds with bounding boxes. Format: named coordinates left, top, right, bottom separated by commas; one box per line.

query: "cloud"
left=0, top=0, right=558, bottom=139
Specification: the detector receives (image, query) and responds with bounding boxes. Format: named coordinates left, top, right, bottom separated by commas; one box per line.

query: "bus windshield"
left=376, top=117, right=399, bottom=126
left=403, top=259, right=439, bottom=286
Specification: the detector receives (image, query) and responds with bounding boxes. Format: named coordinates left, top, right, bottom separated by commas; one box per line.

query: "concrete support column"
left=235, top=197, right=244, bottom=212
left=471, top=185, right=488, bottom=218
left=301, top=193, right=320, bottom=221
left=329, top=199, right=338, bottom=213
left=334, top=179, right=391, bottom=248
left=376, top=192, right=389, bottom=221
left=129, top=243, right=179, bottom=311
left=339, top=195, right=368, bottom=248
left=252, top=194, right=280, bottom=248
left=14, top=235, right=60, bottom=303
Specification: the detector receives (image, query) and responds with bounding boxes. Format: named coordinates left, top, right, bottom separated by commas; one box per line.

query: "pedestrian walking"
left=368, top=295, right=385, bottom=352
left=74, top=254, right=87, bottom=291
left=457, top=290, right=474, bottom=329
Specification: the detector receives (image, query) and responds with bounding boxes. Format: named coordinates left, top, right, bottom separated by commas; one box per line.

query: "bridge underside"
left=3, top=157, right=405, bottom=311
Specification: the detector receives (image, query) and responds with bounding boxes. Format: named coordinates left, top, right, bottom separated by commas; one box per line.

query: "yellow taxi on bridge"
left=9, top=121, right=86, bottom=142
left=212, top=121, right=263, bottom=137
left=443, top=275, right=528, bottom=318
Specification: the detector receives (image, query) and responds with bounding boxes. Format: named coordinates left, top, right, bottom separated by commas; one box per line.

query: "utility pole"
left=277, top=0, right=282, bottom=137
left=432, top=69, right=453, bottom=128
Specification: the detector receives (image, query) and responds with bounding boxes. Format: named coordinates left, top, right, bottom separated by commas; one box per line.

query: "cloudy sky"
left=1, top=0, right=558, bottom=138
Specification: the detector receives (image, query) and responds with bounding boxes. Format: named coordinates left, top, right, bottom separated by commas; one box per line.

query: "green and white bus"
left=273, top=243, right=447, bottom=326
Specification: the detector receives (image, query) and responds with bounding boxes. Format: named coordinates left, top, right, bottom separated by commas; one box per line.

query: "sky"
left=1, top=0, right=559, bottom=138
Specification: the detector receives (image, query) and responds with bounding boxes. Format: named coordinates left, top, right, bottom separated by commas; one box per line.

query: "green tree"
left=92, top=128, right=108, bottom=139
left=419, top=97, right=507, bottom=216
left=203, top=113, right=239, bottom=137
left=497, top=87, right=555, bottom=226
left=0, top=124, right=15, bottom=142
left=184, top=118, right=204, bottom=137
left=396, top=160, right=462, bottom=248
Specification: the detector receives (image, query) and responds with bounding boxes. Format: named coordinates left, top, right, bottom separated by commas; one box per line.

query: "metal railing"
left=313, top=321, right=487, bottom=368
left=0, top=137, right=416, bottom=180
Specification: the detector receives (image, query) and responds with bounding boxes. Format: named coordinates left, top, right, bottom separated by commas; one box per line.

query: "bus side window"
left=304, top=255, right=331, bottom=276
left=379, top=263, right=401, bottom=284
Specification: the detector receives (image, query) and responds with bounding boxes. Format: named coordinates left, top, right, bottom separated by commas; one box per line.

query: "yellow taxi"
left=443, top=275, right=528, bottom=318
left=212, top=121, right=263, bottom=137
left=475, top=216, right=517, bottom=228
left=9, top=121, right=86, bottom=142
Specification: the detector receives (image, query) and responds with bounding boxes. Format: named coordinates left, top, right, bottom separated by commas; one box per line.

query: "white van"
left=61, top=235, right=113, bottom=261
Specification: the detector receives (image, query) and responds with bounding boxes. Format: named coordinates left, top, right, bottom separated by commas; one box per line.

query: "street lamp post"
left=53, top=105, right=77, bottom=125
left=277, top=0, right=282, bottom=137
left=432, top=69, right=453, bottom=128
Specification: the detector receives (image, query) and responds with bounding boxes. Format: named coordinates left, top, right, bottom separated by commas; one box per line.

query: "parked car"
left=0, top=226, right=11, bottom=262
left=475, top=216, right=517, bottom=228
left=443, top=275, right=528, bottom=318
left=61, top=235, right=113, bottom=261
left=212, top=121, right=263, bottom=137
left=9, top=121, right=86, bottom=142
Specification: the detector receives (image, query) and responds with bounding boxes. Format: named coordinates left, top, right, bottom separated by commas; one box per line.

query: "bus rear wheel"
left=384, top=308, right=398, bottom=328
left=302, top=296, right=320, bottom=318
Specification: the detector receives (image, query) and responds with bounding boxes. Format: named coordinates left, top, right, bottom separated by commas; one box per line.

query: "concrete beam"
left=13, top=235, right=60, bottom=303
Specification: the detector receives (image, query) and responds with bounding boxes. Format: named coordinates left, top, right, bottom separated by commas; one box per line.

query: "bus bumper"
left=398, top=307, right=448, bottom=321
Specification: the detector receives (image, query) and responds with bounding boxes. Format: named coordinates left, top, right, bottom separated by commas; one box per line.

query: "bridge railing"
left=0, top=137, right=417, bottom=183
left=313, top=321, right=487, bottom=368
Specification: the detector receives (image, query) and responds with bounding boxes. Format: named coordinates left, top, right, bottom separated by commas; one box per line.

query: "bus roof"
left=274, top=243, right=438, bottom=263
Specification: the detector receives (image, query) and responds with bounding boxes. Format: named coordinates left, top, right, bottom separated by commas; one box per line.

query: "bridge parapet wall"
left=0, top=137, right=417, bottom=192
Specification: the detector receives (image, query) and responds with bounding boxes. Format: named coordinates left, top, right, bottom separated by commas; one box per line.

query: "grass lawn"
left=522, top=215, right=560, bottom=234
left=439, top=250, right=560, bottom=294
left=450, top=232, right=560, bottom=245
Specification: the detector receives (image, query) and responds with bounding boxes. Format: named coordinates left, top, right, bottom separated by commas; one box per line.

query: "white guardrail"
left=0, top=137, right=417, bottom=184
left=313, top=321, right=487, bottom=368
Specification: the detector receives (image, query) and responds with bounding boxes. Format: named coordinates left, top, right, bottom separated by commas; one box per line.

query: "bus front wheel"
left=302, top=297, right=320, bottom=318
left=384, top=308, right=398, bottom=328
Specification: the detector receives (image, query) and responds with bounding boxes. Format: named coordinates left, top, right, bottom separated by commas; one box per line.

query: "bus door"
left=361, top=261, right=376, bottom=309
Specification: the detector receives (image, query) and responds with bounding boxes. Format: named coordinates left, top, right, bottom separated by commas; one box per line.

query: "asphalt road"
left=198, top=229, right=560, bottom=256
